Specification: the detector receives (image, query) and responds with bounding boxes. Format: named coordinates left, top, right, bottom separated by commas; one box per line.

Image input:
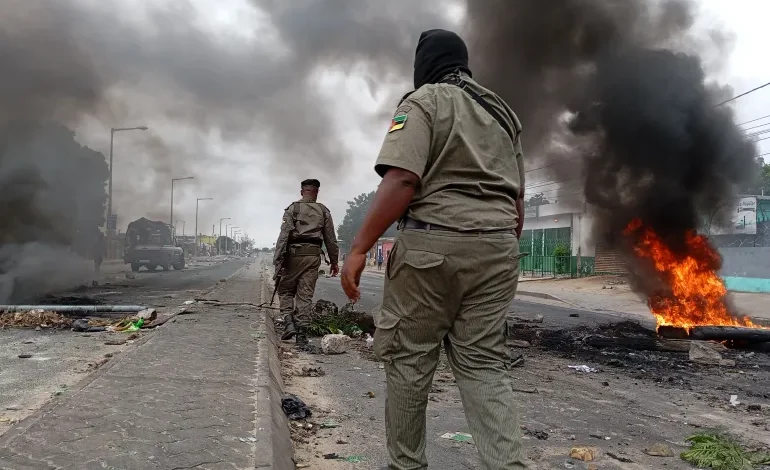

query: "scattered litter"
left=321, top=420, right=340, bottom=428
left=17, top=354, right=32, bottom=359
left=440, top=432, right=473, bottom=443
left=508, top=340, right=531, bottom=348
left=511, top=387, right=538, bottom=394
left=365, top=333, right=374, bottom=349
left=299, top=366, right=325, bottom=377
left=569, top=447, right=596, bottom=462
left=323, top=453, right=339, bottom=460
left=569, top=313, right=580, bottom=318
left=281, top=394, right=312, bottom=420
left=644, top=443, right=674, bottom=457
left=183, top=300, right=196, bottom=305
left=525, top=429, right=549, bottom=440
left=747, top=404, right=762, bottom=412
left=1, top=311, right=72, bottom=329
left=568, top=365, right=597, bottom=373
left=321, top=334, right=350, bottom=354
left=336, top=438, right=349, bottom=444
left=606, top=451, right=633, bottom=463
left=125, top=272, right=136, bottom=279
left=136, top=308, right=157, bottom=322
left=238, top=436, right=257, bottom=443
left=365, top=391, right=375, bottom=398
left=72, top=318, right=106, bottom=333
left=729, top=395, right=741, bottom=407
left=510, top=354, right=524, bottom=368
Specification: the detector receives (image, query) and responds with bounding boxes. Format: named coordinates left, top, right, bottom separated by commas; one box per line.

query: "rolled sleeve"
left=374, top=93, right=434, bottom=179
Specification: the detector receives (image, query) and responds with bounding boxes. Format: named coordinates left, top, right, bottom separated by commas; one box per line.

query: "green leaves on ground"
left=681, top=433, right=770, bottom=470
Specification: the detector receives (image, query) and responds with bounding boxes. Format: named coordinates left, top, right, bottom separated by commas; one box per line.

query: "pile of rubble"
left=0, top=310, right=72, bottom=329
left=307, top=300, right=374, bottom=337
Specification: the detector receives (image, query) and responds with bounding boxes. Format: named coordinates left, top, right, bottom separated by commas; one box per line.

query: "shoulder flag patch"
left=389, top=113, right=408, bottom=133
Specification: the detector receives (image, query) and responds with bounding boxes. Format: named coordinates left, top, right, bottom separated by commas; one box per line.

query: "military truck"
left=123, top=217, right=185, bottom=272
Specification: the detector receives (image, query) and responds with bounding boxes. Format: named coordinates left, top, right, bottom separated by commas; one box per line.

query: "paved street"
left=286, top=273, right=766, bottom=469
left=0, top=260, right=270, bottom=469
left=314, top=272, right=656, bottom=329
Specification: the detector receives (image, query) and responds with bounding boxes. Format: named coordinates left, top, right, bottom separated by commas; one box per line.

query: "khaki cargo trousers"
left=374, top=228, right=525, bottom=470
left=277, top=245, right=322, bottom=329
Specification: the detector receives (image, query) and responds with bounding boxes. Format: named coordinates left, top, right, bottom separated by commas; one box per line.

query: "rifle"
left=270, top=271, right=282, bottom=306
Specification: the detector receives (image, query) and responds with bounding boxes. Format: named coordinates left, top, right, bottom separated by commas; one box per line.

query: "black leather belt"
left=399, top=217, right=455, bottom=232
left=400, top=217, right=512, bottom=234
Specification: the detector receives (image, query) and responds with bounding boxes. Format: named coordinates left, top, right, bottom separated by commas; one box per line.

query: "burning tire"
left=173, top=256, right=185, bottom=271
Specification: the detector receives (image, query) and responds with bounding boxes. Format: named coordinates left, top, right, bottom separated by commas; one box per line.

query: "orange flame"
left=623, top=219, right=759, bottom=331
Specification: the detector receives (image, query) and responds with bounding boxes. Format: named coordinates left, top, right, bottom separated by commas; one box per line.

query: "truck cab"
left=124, top=218, right=185, bottom=272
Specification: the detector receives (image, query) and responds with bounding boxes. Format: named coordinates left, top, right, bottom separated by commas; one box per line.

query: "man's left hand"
left=330, top=264, right=339, bottom=277
left=340, top=253, right=366, bottom=303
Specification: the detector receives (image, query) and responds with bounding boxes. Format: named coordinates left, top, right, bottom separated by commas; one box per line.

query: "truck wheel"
left=162, top=262, right=171, bottom=271
left=149, top=264, right=159, bottom=271
left=131, top=263, right=141, bottom=272
left=173, top=258, right=185, bottom=270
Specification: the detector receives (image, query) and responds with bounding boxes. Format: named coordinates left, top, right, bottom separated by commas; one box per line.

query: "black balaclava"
left=413, top=29, right=472, bottom=89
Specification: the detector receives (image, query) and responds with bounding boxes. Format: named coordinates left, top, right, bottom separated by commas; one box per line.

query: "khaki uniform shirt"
left=273, top=197, right=339, bottom=265
left=375, top=74, right=524, bottom=231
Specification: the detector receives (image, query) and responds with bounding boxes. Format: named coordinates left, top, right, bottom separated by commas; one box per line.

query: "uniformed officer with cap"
left=341, top=29, right=527, bottom=469
left=274, top=178, right=339, bottom=344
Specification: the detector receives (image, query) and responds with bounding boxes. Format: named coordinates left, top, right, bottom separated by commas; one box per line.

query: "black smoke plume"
left=465, top=0, right=756, bottom=300
left=0, top=0, right=756, bottom=303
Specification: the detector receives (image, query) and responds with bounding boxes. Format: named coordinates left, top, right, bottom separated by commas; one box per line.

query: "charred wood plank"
left=587, top=335, right=691, bottom=352
left=690, top=326, right=770, bottom=343
left=657, top=325, right=689, bottom=339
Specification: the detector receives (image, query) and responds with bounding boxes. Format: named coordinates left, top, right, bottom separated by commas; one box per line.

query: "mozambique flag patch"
left=388, top=113, right=408, bottom=133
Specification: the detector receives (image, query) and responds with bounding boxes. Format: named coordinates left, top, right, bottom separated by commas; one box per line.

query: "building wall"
left=718, top=246, right=770, bottom=293
left=524, top=202, right=595, bottom=257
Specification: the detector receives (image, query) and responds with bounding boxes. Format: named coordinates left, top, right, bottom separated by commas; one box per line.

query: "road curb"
left=516, top=290, right=594, bottom=310
left=254, top=268, right=294, bottom=469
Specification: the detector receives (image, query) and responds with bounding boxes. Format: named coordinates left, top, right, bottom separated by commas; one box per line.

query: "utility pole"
left=195, top=197, right=213, bottom=257
left=219, top=218, right=230, bottom=255
left=230, top=226, right=239, bottom=255
left=170, top=176, right=194, bottom=226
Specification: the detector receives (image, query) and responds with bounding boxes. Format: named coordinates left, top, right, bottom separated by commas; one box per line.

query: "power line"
left=526, top=178, right=581, bottom=190
left=714, top=80, right=770, bottom=107
left=738, top=114, right=770, bottom=126
left=743, top=121, right=770, bottom=132
left=757, top=152, right=769, bottom=158
left=753, top=135, right=770, bottom=143
left=525, top=156, right=579, bottom=173
left=746, top=128, right=770, bottom=138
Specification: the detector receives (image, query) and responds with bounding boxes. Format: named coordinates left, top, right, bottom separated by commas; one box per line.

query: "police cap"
left=301, top=179, right=320, bottom=189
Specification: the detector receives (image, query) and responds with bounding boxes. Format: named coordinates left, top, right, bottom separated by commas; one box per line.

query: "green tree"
left=337, top=192, right=398, bottom=249
left=525, top=193, right=550, bottom=208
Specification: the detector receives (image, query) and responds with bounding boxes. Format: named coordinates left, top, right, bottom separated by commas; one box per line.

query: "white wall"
left=524, top=202, right=596, bottom=257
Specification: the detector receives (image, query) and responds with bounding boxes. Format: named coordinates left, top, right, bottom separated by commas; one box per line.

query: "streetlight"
left=108, top=126, right=148, bottom=219
left=219, top=218, right=231, bottom=255
left=194, top=197, right=213, bottom=257
left=233, top=231, right=242, bottom=256
left=230, top=226, right=239, bottom=254
left=170, top=176, right=194, bottom=226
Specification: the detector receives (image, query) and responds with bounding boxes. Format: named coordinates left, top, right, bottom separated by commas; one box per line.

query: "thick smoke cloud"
left=0, top=0, right=756, bottom=303
left=464, top=0, right=756, bottom=298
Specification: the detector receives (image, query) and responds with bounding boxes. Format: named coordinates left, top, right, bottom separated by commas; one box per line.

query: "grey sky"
left=61, top=0, right=769, bottom=247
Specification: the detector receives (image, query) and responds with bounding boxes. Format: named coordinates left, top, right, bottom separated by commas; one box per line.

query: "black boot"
left=295, top=327, right=308, bottom=345
left=281, top=316, right=296, bottom=341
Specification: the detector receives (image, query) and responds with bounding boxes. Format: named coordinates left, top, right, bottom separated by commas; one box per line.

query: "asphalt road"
left=314, top=272, right=656, bottom=329
left=295, top=272, right=662, bottom=469
left=49, top=257, right=249, bottom=307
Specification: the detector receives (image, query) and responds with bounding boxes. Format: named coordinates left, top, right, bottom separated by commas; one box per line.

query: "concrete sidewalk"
left=517, top=275, right=770, bottom=322
left=0, top=264, right=288, bottom=469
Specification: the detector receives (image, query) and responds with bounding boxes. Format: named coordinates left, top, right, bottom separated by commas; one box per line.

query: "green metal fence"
left=518, top=228, right=596, bottom=278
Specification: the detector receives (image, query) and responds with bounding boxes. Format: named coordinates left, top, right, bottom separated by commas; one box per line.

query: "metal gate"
left=519, top=227, right=572, bottom=277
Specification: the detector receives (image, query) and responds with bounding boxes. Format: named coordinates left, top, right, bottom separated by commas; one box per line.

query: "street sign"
left=106, top=214, right=118, bottom=231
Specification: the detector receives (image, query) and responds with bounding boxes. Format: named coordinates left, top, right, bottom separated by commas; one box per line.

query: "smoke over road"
left=0, top=0, right=757, bottom=301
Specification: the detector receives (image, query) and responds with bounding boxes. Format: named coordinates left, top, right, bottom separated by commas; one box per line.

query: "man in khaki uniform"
left=341, top=29, right=526, bottom=469
left=274, top=179, right=339, bottom=344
